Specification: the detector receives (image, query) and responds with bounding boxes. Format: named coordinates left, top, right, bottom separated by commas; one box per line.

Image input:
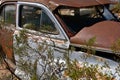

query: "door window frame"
left=16, top=2, right=69, bottom=40
left=18, top=5, right=58, bottom=34
left=16, top=1, right=70, bottom=49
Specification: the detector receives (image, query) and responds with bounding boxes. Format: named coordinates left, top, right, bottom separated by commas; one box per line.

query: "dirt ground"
left=0, top=60, right=20, bottom=80
left=0, top=63, right=12, bottom=80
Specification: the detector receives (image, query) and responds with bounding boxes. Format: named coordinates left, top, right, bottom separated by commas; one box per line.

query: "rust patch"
left=0, top=27, right=14, bottom=63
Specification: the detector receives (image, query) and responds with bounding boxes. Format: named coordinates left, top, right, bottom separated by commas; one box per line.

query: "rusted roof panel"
left=49, top=0, right=116, bottom=8
left=1, top=0, right=117, bottom=10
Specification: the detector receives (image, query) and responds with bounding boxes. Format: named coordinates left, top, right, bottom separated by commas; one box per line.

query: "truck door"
left=15, top=2, right=69, bottom=51
left=13, top=2, right=69, bottom=68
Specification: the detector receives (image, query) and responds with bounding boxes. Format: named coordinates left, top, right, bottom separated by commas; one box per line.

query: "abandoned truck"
left=0, top=0, right=120, bottom=79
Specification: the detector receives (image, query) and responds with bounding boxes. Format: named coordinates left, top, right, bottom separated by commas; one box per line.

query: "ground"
left=0, top=63, right=12, bottom=80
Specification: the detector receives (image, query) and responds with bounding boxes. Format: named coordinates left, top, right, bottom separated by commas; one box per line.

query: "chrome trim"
left=70, top=43, right=119, bottom=54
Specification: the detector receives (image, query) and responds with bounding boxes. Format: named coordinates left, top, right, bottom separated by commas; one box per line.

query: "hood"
left=70, top=21, right=120, bottom=50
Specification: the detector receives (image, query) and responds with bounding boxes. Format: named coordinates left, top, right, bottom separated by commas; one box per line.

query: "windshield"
left=57, top=5, right=118, bottom=33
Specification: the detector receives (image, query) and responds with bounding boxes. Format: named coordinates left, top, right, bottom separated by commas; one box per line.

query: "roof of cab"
left=1, top=0, right=117, bottom=10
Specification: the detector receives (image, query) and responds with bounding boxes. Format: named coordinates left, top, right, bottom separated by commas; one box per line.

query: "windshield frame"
left=55, top=4, right=118, bottom=34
